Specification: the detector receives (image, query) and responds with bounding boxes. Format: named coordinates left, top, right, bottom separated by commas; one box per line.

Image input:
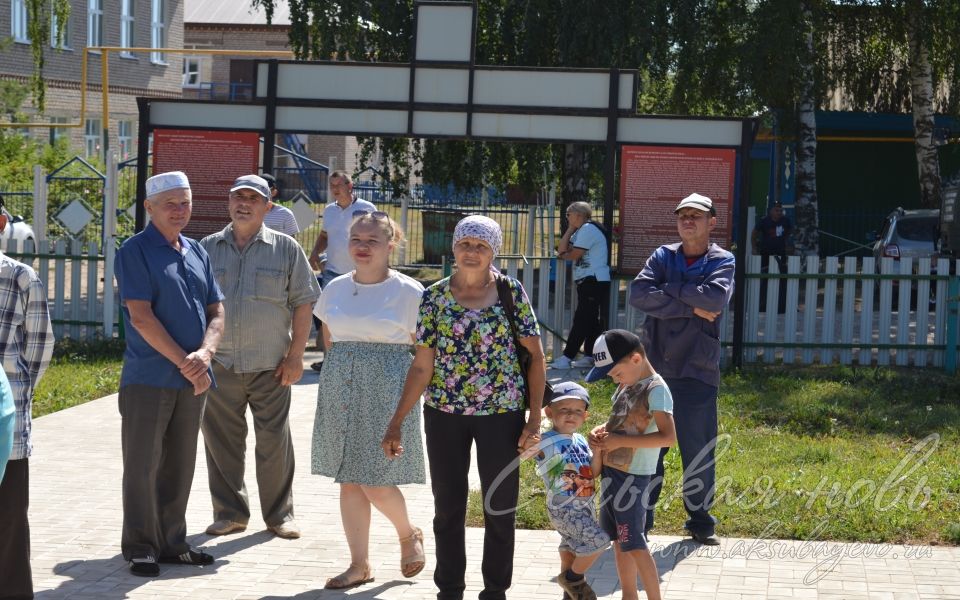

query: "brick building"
left=0, top=0, right=184, bottom=161
left=183, top=0, right=362, bottom=183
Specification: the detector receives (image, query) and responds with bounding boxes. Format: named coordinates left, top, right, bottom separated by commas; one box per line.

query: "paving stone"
left=24, top=369, right=956, bottom=599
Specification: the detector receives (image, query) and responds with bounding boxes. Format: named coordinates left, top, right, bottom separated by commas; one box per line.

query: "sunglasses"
left=352, top=209, right=390, bottom=219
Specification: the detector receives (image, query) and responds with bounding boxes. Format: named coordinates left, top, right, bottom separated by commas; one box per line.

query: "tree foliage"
left=0, top=82, right=71, bottom=189
left=22, top=0, right=71, bottom=113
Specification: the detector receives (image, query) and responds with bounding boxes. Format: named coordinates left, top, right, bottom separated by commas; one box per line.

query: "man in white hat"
left=199, top=175, right=319, bottom=540
left=114, top=171, right=225, bottom=577
left=628, top=192, right=734, bottom=548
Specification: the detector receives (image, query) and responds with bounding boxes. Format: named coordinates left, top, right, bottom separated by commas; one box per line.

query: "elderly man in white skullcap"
left=113, top=171, right=225, bottom=577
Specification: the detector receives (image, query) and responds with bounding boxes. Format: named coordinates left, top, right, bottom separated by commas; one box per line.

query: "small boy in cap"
left=521, top=381, right=609, bottom=600
left=585, top=330, right=675, bottom=600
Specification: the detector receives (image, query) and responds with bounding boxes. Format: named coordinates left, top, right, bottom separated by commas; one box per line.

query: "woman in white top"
left=551, top=201, right=612, bottom=369
left=311, top=211, right=426, bottom=589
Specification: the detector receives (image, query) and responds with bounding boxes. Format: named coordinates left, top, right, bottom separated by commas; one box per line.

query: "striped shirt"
left=0, top=252, right=54, bottom=460
left=263, top=204, right=301, bottom=236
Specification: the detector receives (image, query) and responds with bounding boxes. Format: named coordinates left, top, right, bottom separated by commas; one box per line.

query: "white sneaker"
left=549, top=355, right=573, bottom=369
left=571, top=356, right=594, bottom=368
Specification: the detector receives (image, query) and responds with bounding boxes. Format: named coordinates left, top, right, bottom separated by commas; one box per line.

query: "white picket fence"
left=2, top=236, right=957, bottom=370
left=497, top=255, right=960, bottom=370
left=0, top=238, right=116, bottom=341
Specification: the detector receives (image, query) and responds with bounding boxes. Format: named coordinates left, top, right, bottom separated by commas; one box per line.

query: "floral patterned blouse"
left=417, top=276, right=540, bottom=415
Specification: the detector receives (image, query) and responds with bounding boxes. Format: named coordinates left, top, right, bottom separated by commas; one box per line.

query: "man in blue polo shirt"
left=114, top=171, right=225, bottom=577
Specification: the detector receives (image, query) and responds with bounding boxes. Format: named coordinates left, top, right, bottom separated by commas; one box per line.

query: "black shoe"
left=129, top=556, right=160, bottom=577
left=159, top=549, right=214, bottom=565
left=691, top=532, right=721, bottom=546
left=310, top=361, right=324, bottom=372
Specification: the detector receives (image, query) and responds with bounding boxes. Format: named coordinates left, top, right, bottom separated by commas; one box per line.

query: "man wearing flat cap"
left=628, top=192, right=734, bottom=548
left=114, top=170, right=225, bottom=577
left=199, top=175, right=319, bottom=540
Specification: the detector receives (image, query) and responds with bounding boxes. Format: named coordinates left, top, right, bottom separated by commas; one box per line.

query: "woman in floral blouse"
left=382, top=215, right=547, bottom=600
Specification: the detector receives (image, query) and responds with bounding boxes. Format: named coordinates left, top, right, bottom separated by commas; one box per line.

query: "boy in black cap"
left=521, top=381, right=608, bottom=600
left=586, top=330, right=675, bottom=600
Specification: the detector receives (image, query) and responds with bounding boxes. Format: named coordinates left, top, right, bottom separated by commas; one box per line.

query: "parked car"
left=872, top=208, right=940, bottom=309
left=0, top=209, right=36, bottom=250
left=872, top=208, right=939, bottom=262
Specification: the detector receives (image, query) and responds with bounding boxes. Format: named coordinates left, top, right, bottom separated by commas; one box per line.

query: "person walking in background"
left=260, top=173, right=301, bottom=237
left=312, top=211, right=426, bottom=589
left=200, top=175, right=320, bottom=541
left=752, top=201, right=793, bottom=312
left=551, top=202, right=611, bottom=370
left=382, top=215, right=546, bottom=600
left=0, top=192, right=54, bottom=599
left=629, top=193, right=734, bottom=547
left=114, top=171, right=225, bottom=577
left=306, top=171, right=376, bottom=372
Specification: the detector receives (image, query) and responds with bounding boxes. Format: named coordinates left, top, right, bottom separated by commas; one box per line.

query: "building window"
left=12, top=0, right=28, bottom=42
left=151, top=0, right=166, bottom=64
left=118, top=121, right=134, bottom=160
left=120, top=0, right=135, bottom=57
left=87, top=0, right=103, bottom=48
left=51, top=8, right=71, bottom=49
left=84, top=118, right=101, bottom=158
left=49, top=117, right=68, bottom=146
left=182, top=57, right=201, bottom=88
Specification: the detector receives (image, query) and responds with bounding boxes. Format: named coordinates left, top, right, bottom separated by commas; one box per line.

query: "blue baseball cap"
left=548, top=381, right=590, bottom=408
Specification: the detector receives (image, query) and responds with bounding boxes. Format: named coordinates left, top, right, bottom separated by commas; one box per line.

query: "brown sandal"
left=399, top=527, right=425, bottom=578
left=324, top=563, right=374, bottom=589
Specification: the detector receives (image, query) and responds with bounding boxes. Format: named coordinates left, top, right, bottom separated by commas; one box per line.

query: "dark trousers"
left=562, top=277, right=610, bottom=359
left=424, top=406, right=525, bottom=600
left=758, top=254, right=788, bottom=313
left=202, top=363, right=295, bottom=527
left=0, top=459, right=32, bottom=599
left=646, top=378, right=718, bottom=537
left=119, top=384, right=206, bottom=561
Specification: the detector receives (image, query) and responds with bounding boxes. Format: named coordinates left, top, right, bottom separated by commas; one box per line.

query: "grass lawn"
left=29, top=342, right=960, bottom=545
left=33, top=339, right=124, bottom=418
left=468, top=366, right=960, bottom=546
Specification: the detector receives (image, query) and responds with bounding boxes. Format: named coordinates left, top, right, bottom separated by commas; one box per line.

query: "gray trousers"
left=201, top=362, right=295, bottom=527
left=119, top=384, right=206, bottom=561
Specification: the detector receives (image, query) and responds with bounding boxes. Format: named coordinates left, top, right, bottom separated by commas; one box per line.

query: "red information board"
left=618, top=145, right=736, bottom=274
left=152, top=129, right=261, bottom=240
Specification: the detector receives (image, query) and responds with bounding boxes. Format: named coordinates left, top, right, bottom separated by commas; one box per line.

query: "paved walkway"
left=27, top=354, right=960, bottom=599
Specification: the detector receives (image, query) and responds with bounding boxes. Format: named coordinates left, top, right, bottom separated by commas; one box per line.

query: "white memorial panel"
left=276, top=106, right=408, bottom=135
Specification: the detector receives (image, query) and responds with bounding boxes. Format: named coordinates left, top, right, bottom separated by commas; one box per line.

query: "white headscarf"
left=452, top=215, right=503, bottom=256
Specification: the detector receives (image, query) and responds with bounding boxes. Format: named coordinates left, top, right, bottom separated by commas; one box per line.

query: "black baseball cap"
left=584, top=329, right=643, bottom=383
left=260, top=173, right=277, bottom=189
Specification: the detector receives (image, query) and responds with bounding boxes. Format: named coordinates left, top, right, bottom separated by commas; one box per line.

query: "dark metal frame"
left=133, top=0, right=757, bottom=366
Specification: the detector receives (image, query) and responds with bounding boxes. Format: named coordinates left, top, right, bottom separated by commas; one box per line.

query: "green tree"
left=0, top=82, right=71, bottom=188
left=743, top=0, right=829, bottom=256
left=10, top=0, right=72, bottom=114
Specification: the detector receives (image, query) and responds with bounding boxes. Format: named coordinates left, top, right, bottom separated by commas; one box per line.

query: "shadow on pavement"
left=260, top=579, right=416, bottom=599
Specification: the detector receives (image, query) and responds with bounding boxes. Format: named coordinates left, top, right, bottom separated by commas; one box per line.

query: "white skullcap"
left=146, top=171, right=191, bottom=198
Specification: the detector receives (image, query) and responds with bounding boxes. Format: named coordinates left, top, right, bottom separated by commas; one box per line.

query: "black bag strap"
left=496, top=275, right=522, bottom=345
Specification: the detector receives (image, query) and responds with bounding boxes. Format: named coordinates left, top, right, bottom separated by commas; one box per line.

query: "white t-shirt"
left=313, top=270, right=424, bottom=344
left=571, top=222, right=610, bottom=282
left=321, top=198, right=377, bottom=274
